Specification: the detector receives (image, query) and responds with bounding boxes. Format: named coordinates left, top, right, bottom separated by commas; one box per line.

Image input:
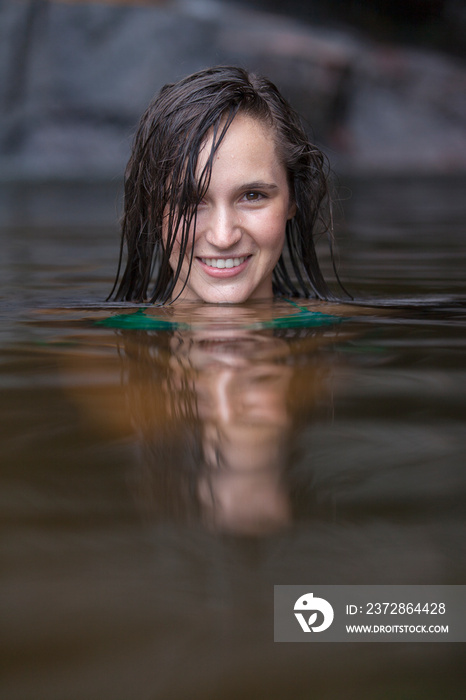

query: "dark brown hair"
left=110, top=65, right=340, bottom=303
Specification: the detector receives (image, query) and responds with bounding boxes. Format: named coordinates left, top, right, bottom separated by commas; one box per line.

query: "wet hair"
left=110, top=65, right=342, bottom=304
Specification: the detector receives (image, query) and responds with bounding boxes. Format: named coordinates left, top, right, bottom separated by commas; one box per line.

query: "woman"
left=110, top=65, right=344, bottom=305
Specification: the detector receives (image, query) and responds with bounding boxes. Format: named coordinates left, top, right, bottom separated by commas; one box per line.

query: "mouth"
left=197, top=255, right=251, bottom=278
left=200, top=256, right=249, bottom=269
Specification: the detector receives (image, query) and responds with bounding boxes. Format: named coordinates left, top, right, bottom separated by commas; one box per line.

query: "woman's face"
left=167, top=113, right=295, bottom=304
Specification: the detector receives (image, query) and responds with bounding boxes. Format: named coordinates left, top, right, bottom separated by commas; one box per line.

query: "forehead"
left=197, top=113, right=284, bottom=181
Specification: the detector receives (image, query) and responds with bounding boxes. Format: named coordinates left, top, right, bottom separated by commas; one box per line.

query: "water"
left=1, top=176, right=465, bottom=699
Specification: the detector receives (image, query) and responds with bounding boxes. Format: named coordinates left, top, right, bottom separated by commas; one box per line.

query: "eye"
left=243, top=191, right=264, bottom=202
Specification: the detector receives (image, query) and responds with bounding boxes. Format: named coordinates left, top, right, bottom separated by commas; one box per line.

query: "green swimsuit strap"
left=248, top=298, right=341, bottom=329
left=96, top=299, right=341, bottom=331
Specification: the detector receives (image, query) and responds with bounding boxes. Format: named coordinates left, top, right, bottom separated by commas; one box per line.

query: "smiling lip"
left=198, top=256, right=251, bottom=277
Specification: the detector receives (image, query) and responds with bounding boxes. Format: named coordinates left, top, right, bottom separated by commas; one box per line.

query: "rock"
left=0, top=0, right=465, bottom=180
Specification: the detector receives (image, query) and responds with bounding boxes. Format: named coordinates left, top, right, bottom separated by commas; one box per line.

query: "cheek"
left=262, top=212, right=287, bottom=257
left=163, top=213, right=195, bottom=260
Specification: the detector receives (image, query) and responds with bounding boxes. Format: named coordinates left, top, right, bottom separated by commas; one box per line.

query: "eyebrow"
left=240, top=181, right=279, bottom=191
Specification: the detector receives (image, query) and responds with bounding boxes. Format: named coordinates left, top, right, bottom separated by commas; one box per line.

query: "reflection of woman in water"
left=118, top=319, right=343, bottom=534
left=110, top=65, right=347, bottom=305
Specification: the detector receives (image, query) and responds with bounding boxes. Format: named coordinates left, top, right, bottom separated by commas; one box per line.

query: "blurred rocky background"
left=0, top=0, right=465, bottom=182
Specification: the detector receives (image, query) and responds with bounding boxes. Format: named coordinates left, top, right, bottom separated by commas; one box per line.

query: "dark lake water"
left=1, top=176, right=465, bottom=699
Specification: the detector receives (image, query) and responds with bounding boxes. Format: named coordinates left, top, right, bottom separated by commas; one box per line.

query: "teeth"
left=201, top=257, right=247, bottom=269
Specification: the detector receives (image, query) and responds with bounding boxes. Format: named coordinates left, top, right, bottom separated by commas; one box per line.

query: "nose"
left=204, top=205, right=242, bottom=249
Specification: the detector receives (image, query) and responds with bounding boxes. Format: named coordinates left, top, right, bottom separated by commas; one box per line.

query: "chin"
left=199, top=289, right=260, bottom=304
left=174, top=275, right=273, bottom=304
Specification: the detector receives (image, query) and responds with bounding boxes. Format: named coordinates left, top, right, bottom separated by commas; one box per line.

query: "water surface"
left=1, top=176, right=465, bottom=699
